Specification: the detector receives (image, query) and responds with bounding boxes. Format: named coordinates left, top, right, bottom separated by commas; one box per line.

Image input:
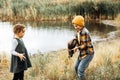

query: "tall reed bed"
left=0, top=0, right=73, bottom=21
left=0, top=0, right=120, bottom=21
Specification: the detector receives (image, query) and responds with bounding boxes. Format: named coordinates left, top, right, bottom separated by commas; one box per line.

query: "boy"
left=71, top=15, right=94, bottom=80
left=10, top=24, right=32, bottom=80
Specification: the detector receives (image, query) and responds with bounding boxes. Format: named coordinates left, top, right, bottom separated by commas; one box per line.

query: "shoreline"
left=0, top=20, right=120, bottom=80
left=101, top=20, right=120, bottom=28
left=0, top=19, right=120, bottom=56
left=40, top=19, right=120, bottom=55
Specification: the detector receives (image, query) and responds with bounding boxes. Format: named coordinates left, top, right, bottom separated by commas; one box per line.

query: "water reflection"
left=85, top=21, right=116, bottom=37
left=0, top=21, right=116, bottom=55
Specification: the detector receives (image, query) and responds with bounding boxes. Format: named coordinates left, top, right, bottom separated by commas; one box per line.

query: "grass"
left=28, top=38, right=120, bottom=80
left=87, top=38, right=120, bottom=80
left=0, top=52, right=12, bottom=80
left=1, top=37, right=120, bottom=80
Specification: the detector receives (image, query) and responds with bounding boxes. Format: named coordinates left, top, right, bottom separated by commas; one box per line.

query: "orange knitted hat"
left=72, top=15, right=85, bottom=27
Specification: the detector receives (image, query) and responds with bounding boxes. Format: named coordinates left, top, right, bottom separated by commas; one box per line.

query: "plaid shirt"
left=76, top=28, right=94, bottom=57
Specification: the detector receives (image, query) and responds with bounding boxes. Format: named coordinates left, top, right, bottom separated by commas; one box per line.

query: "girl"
left=10, top=24, right=32, bottom=80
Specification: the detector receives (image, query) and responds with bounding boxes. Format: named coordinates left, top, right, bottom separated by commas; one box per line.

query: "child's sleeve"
left=11, top=39, right=18, bottom=56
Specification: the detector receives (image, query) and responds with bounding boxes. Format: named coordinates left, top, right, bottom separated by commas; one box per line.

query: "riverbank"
left=101, top=20, right=120, bottom=28
left=1, top=37, right=120, bottom=80
left=99, top=19, right=120, bottom=42
left=1, top=20, right=120, bottom=80
left=24, top=37, right=120, bottom=80
left=102, top=14, right=120, bottom=28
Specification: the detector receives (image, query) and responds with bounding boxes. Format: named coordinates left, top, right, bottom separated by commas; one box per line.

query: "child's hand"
left=17, top=53, right=26, bottom=61
left=73, top=46, right=78, bottom=53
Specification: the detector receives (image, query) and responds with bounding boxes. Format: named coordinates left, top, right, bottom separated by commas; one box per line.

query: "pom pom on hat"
left=72, top=15, right=84, bottom=27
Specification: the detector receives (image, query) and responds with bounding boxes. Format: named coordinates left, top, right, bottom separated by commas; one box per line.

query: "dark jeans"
left=13, top=71, right=24, bottom=80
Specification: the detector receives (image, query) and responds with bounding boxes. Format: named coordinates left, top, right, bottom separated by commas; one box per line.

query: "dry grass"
left=87, top=38, right=120, bottom=80
left=0, top=52, right=12, bottom=80
left=0, top=38, right=120, bottom=80
left=25, top=38, right=120, bottom=80
left=114, top=14, right=120, bottom=27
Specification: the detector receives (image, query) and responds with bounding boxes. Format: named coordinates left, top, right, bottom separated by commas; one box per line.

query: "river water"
left=0, top=21, right=116, bottom=55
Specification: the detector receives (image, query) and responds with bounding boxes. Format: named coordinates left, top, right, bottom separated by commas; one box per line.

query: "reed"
left=0, top=0, right=120, bottom=21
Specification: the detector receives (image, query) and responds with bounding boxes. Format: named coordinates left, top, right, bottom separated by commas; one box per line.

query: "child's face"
left=73, top=24, right=83, bottom=32
left=16, top=28, right=25, bottom=38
